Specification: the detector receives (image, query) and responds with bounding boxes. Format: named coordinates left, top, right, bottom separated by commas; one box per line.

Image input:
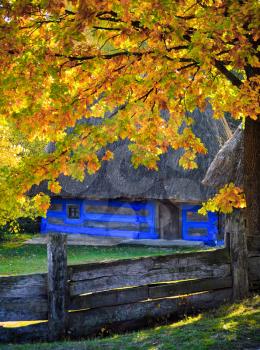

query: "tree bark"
left=244, top=118, right=260, bottom=253
left=225, top=209, right=249, bottom=300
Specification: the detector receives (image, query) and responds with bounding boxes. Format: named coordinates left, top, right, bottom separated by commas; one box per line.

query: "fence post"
left=47, top=233, right=68, bottom=341
left=226, top=209, right=249, bottom=300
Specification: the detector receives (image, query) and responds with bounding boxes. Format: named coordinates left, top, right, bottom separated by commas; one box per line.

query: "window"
left=67, top=205, right=80, bottom=219
left=85, top=205, right=148, bottom=216
left=187, top=211, right=208, bottom=222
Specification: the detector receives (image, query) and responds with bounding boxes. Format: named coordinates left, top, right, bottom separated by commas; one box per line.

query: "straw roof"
left=202, top=125, right=243, bottom=188
left=30, top=105, right=231, bottom=202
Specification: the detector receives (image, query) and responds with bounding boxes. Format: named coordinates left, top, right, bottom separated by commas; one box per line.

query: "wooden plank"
left=0, top=274, right=47, bottom=298
left=69, top=277, right=232, bottom=311
left=68, top=289, right=232, bottom=338
left=0, top=297, right=48, bottom=322
left=69, top=286, right=148, bottom=311
left=69, top=249, right=230, bottom=295
left=149, top=277, right=232, bottom=299
left=47, top=233, right=68, bottom=341
left=0, top=323, right=48, bottom=344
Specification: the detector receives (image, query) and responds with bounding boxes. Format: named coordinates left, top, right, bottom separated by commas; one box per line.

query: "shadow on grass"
left=0, top=296, right=259, bottom=350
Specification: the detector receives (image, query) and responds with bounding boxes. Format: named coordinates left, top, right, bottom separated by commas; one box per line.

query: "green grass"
left=0, top=296, right=259, bottom=350
left=0, top=234, right=203, bottom=276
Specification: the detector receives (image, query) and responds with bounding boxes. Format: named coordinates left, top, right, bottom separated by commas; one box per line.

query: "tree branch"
left=164, top=56, right=195, bottom=63
left=177, top=62, right=198, bottom=71
left=214, top=59, right=242, bottom=88
left=55, top=47, right=192, bottom=62
left=136, top=87, right=154, bottom=102
left=93, top=26, right=121, bottom=31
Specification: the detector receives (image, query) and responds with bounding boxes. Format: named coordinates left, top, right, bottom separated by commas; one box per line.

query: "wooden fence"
left=0, top=232, right=260, bottom=343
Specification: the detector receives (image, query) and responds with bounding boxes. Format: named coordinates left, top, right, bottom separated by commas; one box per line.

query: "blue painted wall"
left=41, top=199, right=219, bottom=244
left=41, top=198, right=158, bottom=239
left=182, top=205, right=219, bottom=245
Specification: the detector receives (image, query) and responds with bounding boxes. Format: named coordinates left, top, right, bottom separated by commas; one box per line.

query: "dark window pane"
left=67, top=205, right=80, bottom=219
left=49, top=203, right=63, bottom=212
left=187, top=211, right=208, bottom=222
left=85, top=205, right=148, bottom=216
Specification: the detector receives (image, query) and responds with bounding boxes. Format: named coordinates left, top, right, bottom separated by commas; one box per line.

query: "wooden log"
left=69, top=249, right=231, bottom=296
left=0, top=322, right=48, bottom=344
left=226, top=209, right=249, bottom=300
left=47, top=233, right=68, bottom=341
left=0, top=297, right=48, bottom=322
left=69, top=277, right=231, bottom=311
left=70, top=286, right=149, bottom=311
left=68, top=289, right=232, bottom=338
left=0, top=274, right=47, bottom=298
left=149, top=277, right=232, bottom=299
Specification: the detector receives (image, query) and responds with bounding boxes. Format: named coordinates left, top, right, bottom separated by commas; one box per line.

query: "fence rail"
left=0, top=231, right=259, bottom=343
left=68, top=288, right=233, bottom=338
left=0, top=274, right=47, bottom=322
left=68, top=248, right=231, bottom=295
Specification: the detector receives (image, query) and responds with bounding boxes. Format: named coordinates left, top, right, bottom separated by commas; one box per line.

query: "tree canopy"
left=0, top=0, right=259, bottom=225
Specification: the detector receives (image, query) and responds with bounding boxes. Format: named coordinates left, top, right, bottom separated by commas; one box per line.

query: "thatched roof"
left=202, top=125, right=243, bottom=188
left=30, top=105, right=231, bottom=202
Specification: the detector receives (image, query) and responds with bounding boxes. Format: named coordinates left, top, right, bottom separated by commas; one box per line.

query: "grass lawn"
left=0, top=234, right=204, bottom=276
left=0, top=296, right=259, bottom=350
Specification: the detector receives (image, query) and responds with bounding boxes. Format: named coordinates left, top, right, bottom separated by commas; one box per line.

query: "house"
left=33, top=106, right=231, bottom=244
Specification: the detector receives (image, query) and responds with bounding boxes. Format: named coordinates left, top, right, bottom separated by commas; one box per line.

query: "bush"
left=0, top=217, right=40, bottom=238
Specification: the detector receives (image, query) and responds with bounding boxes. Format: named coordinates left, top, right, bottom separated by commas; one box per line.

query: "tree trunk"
left=244, top=118, right=260, bottom=252
left=225, top=209, right=249, bottom=300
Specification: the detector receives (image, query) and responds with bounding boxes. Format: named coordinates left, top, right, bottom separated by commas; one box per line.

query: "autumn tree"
left=0, top=0, right=259, bottom=239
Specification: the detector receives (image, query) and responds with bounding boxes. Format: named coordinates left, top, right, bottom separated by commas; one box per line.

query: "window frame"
left=66, top=204, right=81, bottom=220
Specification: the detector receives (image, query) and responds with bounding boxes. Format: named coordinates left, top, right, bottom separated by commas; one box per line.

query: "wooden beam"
left=0, top=273, right=48, bottom=322
left=69, top=249, right=231, bottom=296
left=68, top=289, right=232, bottom=338
left=69, top=276, right=232, bottom=311
left=47, top=233, right=68, bottom=341
left=0, top=297, right=47, bottom=322
left=149, top=277, right=232, bottom=299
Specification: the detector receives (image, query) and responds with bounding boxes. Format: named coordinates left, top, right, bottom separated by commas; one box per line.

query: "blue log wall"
left=182, top=205, right=219, bottom=245
left=41, top=200, right=220, bottom=244
left=41, top=198, right=158, bottom=239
